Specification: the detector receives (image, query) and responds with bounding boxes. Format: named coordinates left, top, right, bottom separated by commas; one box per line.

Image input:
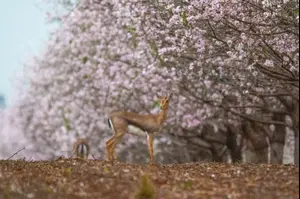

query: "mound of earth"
left=0, top=159, right=298, bottom=199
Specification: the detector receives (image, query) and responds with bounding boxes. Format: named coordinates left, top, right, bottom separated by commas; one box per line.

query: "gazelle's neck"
left=157, top=108, right=168, bottom=125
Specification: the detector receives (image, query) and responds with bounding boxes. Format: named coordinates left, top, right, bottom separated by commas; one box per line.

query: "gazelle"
left=106, top=93, right=172, bottom=164
left=73, top=138, right=90, bottom=159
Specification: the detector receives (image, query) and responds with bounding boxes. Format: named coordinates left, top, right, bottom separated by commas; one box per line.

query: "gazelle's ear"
left=156, top=93, right=162, bottom=99
left=167, top=93, right=173, bottom=100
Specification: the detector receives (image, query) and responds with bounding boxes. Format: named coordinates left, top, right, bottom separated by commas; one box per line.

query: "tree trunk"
left=211, top=143, right=227, bottom=162
left=253, top=147, right=269, bottom=163
left=278, top=97, right=299, bottom=166
left=201, top=123, right=227, bottom=162
left=243, top=121, right=269, bottom=163
left=270, top=114, right=286, bottom=164
left=293, top=100, right=299, bottom=166
left=226, top=125, right=242, bottom=163
left=270, top=142, right=285, bottom=163
left=294, top=131, right=299, bottom=166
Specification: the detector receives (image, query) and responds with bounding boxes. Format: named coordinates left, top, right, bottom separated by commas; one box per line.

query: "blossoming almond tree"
left=132, top=0, right=299, bottom=163
left=6, top=0, right=298, bottom=164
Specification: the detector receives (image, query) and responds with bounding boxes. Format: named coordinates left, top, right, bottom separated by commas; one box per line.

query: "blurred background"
left=0, top=0, right=298, bottom=166
left=0, top=1, right=56, bottom=106
left=0, top=0, right=58, bottom=159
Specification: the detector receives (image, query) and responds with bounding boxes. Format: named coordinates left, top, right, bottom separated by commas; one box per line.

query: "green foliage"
left=103, top=166, right=111, bottom=174
left=2, top=184, right=12, bottom=199
left=149, top=41, right=158, bottom=57
left=182, top=180, right=193, bottom=189
left=124, top=25, right=136, bottom=34
left=45, top=186, right=53, bottom=193
left=134, top=174, right=156, bottom=199
left=181, top=10, right=189, bottom=27
left=83, top=74, right=89, bottom=79
left=149, top=41, right=164, bottom=66
left=64, top=167, right=72, bottom=177
left=63, top=117, right=71, bottom=131
left=133, top=38, right=138, bottom=49
left=82, top=57, right=88, bottom=64
left=152, top=101, right=160, bottom=109
left=62, top=111, right=71, bottom=131
left=124, top=25, right=138, bottom=48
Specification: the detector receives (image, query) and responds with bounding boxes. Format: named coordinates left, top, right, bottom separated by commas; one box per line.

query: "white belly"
left=128, top=125, right=146, bottom=137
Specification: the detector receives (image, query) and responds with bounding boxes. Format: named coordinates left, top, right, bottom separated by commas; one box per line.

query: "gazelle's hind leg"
left=105, top=135, right=115, bottom=161
left=111, top=132, right=125, bottom=161
left=146, top=133, right=155, bottom=164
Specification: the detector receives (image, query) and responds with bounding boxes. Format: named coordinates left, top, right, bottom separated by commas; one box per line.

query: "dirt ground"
left=0, top=158, right=298, bottom=199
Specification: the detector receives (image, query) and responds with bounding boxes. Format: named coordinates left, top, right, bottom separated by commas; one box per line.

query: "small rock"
left=27, top=193, right=35, bottom=198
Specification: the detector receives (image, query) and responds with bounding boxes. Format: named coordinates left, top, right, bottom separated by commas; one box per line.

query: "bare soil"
left=0, top=159, right=298, bottom=199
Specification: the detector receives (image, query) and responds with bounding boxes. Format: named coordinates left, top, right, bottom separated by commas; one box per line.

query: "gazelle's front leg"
left=111, top=132, right=125, bottom=161
left=105, top=135, right=115, bottom=161
left=146, top=133, right=155, bottom=164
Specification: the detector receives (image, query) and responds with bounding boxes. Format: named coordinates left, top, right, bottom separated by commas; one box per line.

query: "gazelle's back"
left=110, top=111, right=159, bottom=133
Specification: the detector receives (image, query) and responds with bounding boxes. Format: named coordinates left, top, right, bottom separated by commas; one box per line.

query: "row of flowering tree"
left=4, top=0, right=298, bottom=164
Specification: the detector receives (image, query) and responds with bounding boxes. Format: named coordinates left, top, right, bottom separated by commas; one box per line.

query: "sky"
left=0, top=0, right=55, bottom=106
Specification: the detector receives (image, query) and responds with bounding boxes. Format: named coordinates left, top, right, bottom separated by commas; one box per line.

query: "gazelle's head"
left=156, top=93, right=173, bottom=110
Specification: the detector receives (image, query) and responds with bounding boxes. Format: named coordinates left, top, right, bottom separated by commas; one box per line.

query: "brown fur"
left=106, top=93, right=172, bottom=163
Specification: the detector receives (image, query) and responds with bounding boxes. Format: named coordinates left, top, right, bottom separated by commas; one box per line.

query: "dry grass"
left=0, top=158, right=298, bottom=199
left=134, top=174, right=156, bottom=199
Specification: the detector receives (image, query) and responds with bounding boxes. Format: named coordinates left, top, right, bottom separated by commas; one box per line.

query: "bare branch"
left=6, top=147, right=26, bottom=160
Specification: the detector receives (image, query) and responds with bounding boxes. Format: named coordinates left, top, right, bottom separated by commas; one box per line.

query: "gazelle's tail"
left=108, top=119, right=112, bottom=129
